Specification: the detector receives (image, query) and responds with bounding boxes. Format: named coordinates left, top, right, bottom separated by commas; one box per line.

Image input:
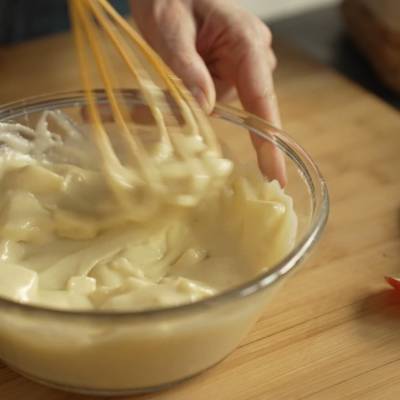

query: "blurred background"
left=0, top=0, right=398, bottom=108
left=239, top=0, right=399, bottom=109
left=238, top=0, right=340, bottom=19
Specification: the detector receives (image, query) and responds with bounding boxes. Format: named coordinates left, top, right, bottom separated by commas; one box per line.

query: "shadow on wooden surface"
left=356, top=289, right=400, bottom=342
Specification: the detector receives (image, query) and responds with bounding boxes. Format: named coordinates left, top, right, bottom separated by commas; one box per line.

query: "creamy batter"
left=0, top=110, right=297, bottom=311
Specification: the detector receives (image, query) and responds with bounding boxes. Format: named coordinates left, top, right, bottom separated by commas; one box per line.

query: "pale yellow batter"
left=0, top=110, right=297, bottom=311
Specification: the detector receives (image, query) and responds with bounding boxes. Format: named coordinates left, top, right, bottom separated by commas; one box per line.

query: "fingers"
left=131, top=0, right=216, bottom=113
left=234, top=24, right=279, bottom=124
left=210, top=46, right=277, bottom=104
left=130, top=0, right=286, bottom=185
left=233, top=28, right=286, bottom=186
left=213, top=78, right=237, bottom=103
left=195, top=0, right=287, bottom=185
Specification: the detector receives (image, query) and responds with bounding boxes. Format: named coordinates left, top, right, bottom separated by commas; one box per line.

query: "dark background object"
left=269, top=5, right=400, bottom=109
left=0, top=0, right=129, bottom=44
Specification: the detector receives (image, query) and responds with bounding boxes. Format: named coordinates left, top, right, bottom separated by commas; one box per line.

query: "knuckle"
left=237, top=18, right=273, bottom=50
left=255, top=21, right=272, bottom=48
left=171, top=50, right=196, bottom=70
left=238, top=25, right=256, bottom=45
left=254, top=88, right=277, bottom=104
left=261, top=25, right=273, bottom=47
left=241, top=84, right=277, bottom=108
left=177, top=50, right=195, bottom=66
left=269, top=51, right=278, bottom=71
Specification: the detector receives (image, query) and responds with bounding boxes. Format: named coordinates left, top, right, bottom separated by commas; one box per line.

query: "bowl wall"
left=0, top=92, right=328, bottom=395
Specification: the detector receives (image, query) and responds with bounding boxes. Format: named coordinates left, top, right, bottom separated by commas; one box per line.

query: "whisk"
left=68, top=0, right=233, bottom=221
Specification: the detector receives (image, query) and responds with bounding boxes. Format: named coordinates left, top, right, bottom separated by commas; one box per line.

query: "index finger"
left=235, top=44, right=287, bottom=187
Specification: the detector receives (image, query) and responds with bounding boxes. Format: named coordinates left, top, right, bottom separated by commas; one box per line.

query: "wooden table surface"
left=1, top=31, right=400, bottom=400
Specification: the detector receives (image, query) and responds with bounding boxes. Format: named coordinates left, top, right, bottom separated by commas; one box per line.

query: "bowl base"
left=4, top=360, right=215, bottom=397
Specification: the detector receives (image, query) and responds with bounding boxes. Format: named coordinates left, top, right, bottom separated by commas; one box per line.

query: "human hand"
left=130, top=0, right=286, bottom=186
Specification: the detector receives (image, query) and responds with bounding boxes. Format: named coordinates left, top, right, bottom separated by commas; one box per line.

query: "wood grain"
left=0, top=31, right=400, bottom=400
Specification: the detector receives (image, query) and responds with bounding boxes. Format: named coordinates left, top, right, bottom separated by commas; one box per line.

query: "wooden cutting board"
left=1, top=31, right=400, bottom=400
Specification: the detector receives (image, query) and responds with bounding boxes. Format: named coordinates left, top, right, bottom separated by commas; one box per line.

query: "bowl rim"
left=0, top=90, right=329, bottom=319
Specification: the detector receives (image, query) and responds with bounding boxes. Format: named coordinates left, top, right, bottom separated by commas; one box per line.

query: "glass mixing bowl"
left=0, top=91, right=328, bottom=396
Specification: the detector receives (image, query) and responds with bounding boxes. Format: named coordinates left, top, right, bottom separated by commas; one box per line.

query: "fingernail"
left=190, top=86, right=211, bottom=113
left=257, top=142, right=287, bottom=188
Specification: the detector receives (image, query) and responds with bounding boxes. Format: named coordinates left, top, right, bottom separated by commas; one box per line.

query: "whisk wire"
left=69, top=0, right=232, bottom=216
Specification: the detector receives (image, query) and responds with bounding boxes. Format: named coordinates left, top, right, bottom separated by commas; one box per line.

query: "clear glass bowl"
left=0, top=91, right=328, bottom=396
